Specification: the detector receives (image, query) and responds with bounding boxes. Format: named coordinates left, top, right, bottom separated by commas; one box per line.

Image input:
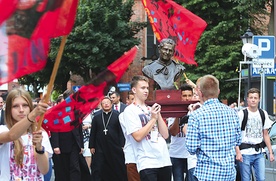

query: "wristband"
left=35, top=146, right=45, bottom=154
left=27, top=114, right=35, bottom=123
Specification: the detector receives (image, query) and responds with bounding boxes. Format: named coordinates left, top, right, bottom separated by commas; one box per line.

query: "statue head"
left=158, top=38, right=176, bottom=63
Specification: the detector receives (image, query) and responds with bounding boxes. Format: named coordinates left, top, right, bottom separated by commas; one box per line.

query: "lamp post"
left=240, top=28, right=254, bottom=90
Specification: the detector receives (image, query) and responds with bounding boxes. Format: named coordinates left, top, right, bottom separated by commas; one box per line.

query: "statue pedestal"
left=154, top=89, right=181, bottom=101
left=147, top=90, right=197, bottom=118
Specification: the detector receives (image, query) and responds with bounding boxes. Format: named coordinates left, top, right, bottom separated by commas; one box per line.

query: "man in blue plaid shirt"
left=186, top=75, right=241, bottom=181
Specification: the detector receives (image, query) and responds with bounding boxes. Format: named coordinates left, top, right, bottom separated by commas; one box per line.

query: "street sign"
left=117, top=83, right=131, bottom=92
left=117, top=83, right=131, bottom=88
left=252, top=64, right=276, bottom=76
left=119, top=87, right=131, bottom=92
left=252, top=59, right=274, bottom=69
left=253, top=36, right=275, bottom=59
left=252, top=36, right=275, bottom=69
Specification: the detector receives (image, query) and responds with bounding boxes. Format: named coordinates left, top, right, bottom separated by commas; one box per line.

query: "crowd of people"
left=86, top=74, right=274, bottom=181
left=0, top=79, right=274, bottom=181
left=0, top=37, right=274, bottom=181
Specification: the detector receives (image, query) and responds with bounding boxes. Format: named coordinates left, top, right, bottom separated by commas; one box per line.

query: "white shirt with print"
left=124, top=104, right=171, bottom=172
left=238, top=108, right=271, bottom=155
left=0, top=125, right=52, bottom=181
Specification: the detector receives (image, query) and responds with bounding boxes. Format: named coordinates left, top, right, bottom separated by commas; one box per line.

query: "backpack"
left=241, top=108, right=265, bottom=131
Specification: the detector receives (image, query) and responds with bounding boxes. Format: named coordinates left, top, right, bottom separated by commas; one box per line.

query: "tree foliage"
left=180, top=0, right=271, bottom=101
left=19, top=0, right=146, bottom=94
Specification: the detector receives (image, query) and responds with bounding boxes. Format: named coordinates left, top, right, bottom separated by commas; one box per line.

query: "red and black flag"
left=42, top=46, right=138, bottom=132
left=142, top=0, right=207, bottom=65
left=0, top=0, right=78, bottom=84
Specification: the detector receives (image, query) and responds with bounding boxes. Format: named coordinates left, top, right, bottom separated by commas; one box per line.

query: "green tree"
left=180, top=0, right=271, bottom=101
left=19, top=0, right=146, bottom=94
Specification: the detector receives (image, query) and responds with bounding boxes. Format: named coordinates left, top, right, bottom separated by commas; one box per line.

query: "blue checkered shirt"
left=186, top=98, right=241, bottom=181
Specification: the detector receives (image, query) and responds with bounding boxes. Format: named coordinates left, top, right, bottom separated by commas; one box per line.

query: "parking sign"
left=252, top=36, right=275, bottom=68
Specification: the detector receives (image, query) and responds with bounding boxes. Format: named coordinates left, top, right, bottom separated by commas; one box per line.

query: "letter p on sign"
left=253, top=36, right=275, bottom=59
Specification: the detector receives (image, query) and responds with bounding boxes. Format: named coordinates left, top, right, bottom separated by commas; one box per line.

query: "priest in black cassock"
left=89, top=96, right=127, bottom=181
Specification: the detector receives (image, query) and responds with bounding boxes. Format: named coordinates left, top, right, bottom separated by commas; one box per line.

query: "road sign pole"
left=238, top=60, right=242, bottom=109
left=259, top=66, right=266, bottom=110
left=260, top=69, right=263, bottom=109
left=252, top=36, right=275, bottom=111
left=238, top=60, right=253, bottom=109
left=262, top=68, right=266, bottom=110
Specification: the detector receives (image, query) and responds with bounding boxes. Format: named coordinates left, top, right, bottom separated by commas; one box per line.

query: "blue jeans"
left=170, top=157, right=188, bottom=181
left=43, top=158, right=52, bottom=181
left=237, top=153, right=265, bottom=181
left=187, top=168, right=197, bottom=181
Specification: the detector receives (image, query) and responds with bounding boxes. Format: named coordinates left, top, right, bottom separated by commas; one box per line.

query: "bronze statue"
left=142, top=38, right=185, bottom=90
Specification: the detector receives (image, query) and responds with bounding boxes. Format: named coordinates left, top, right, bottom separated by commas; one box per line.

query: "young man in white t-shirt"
left=168, top=83, right=193, bottom=181
left=123, top=75, right=172, bottom=181
left=236, top=88, right=274, bottom=181
left=119, top=113, right=141, bottom=181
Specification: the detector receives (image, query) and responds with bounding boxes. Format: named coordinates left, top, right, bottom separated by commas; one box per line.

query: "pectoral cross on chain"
left=103, top=128, right=108, bottom=135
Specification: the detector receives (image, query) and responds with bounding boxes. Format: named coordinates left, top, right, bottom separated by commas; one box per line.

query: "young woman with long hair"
left=0, top=88, right=51, bottom=180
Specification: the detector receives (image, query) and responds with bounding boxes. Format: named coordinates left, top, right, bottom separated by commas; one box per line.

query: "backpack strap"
left=241, top=108, right=265, bottom=131
left=258, top=108, right=265, bottom=127
left=241, top=109, right=248, bottom=131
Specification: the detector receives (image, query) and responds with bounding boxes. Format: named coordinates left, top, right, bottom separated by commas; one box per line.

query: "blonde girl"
left=0, top=88, right=51, bottom=180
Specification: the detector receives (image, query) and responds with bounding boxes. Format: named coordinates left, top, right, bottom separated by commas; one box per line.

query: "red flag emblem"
left=0, top=0, right=78, bottom=85
left=0, top=0, right=17, bottom=26
left=42, top=47, right=138, bottom=132
left=142, top=0, right=207, bottom=65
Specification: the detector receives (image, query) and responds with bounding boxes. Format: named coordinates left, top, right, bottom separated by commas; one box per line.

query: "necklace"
left=102, top=111, right=113, bottom=135
left=133, top=102, right=150, bottom=116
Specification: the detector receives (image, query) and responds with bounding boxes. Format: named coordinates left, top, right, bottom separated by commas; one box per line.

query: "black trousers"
left=139, top=166, right=172, bottom=181
left=53, top=145, right=85, bottom=181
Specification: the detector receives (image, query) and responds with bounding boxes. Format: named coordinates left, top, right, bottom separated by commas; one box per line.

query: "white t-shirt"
left=167, top=117, right=190, bottom=158
left=167, top=117, right=197, bottom=169
left=119, top=112, right=136, bottom=164
left=83, top=113, right=93, bottom=126
left=0, top=125, right=53, bottom=181
left=186, top=109, right=199, bottom=170
left=124, top=104, right=171, bottom=172
left=238, top=108, right=271, bottom=155
left=82, top=113, right=92, bottom=157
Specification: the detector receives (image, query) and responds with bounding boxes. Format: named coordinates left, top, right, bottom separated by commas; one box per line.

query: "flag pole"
left=36, top=35, right=68, bottom=131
